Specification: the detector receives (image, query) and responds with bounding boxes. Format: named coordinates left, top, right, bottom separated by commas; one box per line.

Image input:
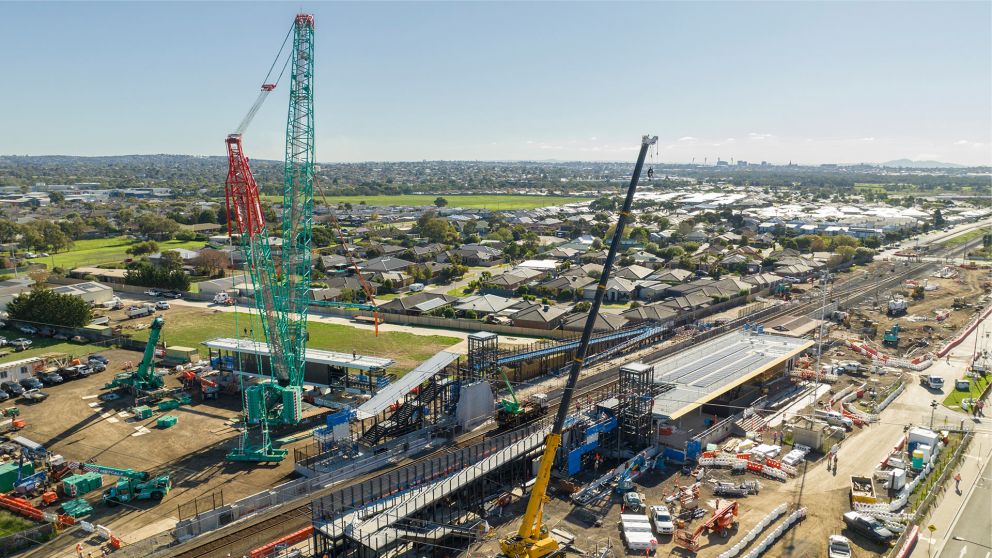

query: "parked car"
left=18, top=325, right=38, bottom=335
left=650, top=505, right=675, bottom=535
left=19, top=378, right=43, bottom=391
left=10, top=338, right=32, bottom=350
left=20, top=390, right=49, bottom=403
left=0, top=390, right=9, bottom=402
left=59, top=366, right=88, bottom=380
left=70, top=335, right=88, bottom=344
left=88, top=354, right=110, bottom=365
left=155, top=301, right=171, bottom=310
left=89, top=362, right=107, bottom=373
left=0, top=337, right=7, bottom=347
left=53, top=333, right=69, bottom=341
left=828, top=535, right=852, bottom=558
left=842, top=511, right=895, bottom=544
left=143, top=289, right=161, bottom=297
left=1, top=381, right=25, bottom=397
left=39, top=372, right=64, bottom=386
left=162, top=291, right=183, bottom=299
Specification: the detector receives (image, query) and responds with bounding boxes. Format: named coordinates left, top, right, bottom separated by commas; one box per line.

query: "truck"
left=212, top=291, right=236, bottom=306
left=80, top=463, right=171, bottom=505
left=814, top=409, right=854, bottom=430
left=126, top=304, right=155, bottom=319
left=920, top=374, right=944, bottom=390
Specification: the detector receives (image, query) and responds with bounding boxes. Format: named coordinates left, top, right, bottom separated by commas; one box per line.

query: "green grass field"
left=0, top=510, right=36, bottom=538
left=0, top=327, right=106, bottom=365
left=46, top=236, right=206, bottom=269
left=258, top=194, right=590, bottom=210
left=131, top=308, right=459, bottom=373
left=940, top=227, right=989, bottom=248
left=942, top=374, right=991, bottom=410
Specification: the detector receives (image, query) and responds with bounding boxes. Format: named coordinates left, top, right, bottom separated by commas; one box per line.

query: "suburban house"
left=539, top=275, right=596, bottom=297
left=561, top=312, right=629, bottom=333
left=648, top=269, right=693, bottom=284
left=380, top=292, right=458, bottom=315
left=511, top=304, right=570, bottom=330
left=148, top=248, right=201, bottom=266
left=362, top=256, right=415, bottom=274
left=614, top=264, right=654, bottom=281
left=582, top=277, right=636, bottom=302
left=69, top=266, right=128, bottom=285
left=620, top=303, right=678, bottom=326
left=442, top=244, right=504, bottom=266
left=454, top=294, right=517, bottom=316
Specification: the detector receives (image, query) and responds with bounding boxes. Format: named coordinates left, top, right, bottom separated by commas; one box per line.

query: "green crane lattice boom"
left=224, top=13, right=315, bottom=462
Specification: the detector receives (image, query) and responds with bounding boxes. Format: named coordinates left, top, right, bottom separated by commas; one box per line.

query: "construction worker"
left=76, top=543, right=83, bottom=558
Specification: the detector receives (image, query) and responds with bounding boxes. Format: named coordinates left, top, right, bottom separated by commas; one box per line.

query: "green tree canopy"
left=7, top=287, right=92, bottom=327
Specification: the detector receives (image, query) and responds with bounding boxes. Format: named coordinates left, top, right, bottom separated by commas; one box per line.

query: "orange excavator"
left=674, top=500, right=739, bottom=552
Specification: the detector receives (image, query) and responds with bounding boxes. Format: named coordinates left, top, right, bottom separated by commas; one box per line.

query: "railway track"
left=166, top=251, right=958, bottom=558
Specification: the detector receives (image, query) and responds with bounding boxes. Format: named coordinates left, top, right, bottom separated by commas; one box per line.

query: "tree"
left=932, top=209, right=945, bottom=228
left=192, top=248, right=228, bottom=277
left=125, top=262, right=190, bottom=291
left=126, top=240, right=159, bottom=256
left=23, top=220, right=72, bottom=252
left=572, top=301, right=592, bottom=313
left=158, top=250, right=185, bottom=272
left=0, top=220, right=21, bottom=244
left=434, top=197, right=449, bottom=208
left=197, top=208, right=218, bottom=224
left=138, top=214, right=180, bottom=240
left=48, top=191, right=65, bottom=204
left=7, top=287, right=92, bottom=327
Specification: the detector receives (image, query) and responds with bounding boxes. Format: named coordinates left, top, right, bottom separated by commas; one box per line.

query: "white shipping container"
left=623, top=529, right=657, bottom=551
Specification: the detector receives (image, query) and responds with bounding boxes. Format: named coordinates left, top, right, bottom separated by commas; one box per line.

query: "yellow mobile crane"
left=499, top=134, right=658, bottom=558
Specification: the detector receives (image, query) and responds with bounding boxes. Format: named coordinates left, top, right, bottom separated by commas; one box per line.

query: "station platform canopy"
left=203, top=337, right=394, bottom=372
left=651, top=331, right=813, bottom=421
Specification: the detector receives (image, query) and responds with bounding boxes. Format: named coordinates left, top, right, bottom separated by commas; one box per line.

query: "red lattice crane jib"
left=225, top=134, right=267, bottom=238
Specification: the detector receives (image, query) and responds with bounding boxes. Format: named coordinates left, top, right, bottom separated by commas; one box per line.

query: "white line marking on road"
left=959, top=545, right=968, bottom=558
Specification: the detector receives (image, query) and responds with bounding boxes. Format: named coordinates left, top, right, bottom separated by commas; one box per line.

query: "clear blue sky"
left=2, top=1, right=990, bottom=165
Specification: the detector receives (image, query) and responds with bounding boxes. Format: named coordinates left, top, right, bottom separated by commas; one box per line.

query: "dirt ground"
left=831, top=268, right=992, bottom=359
left=3, top=347, right=313, bottom=541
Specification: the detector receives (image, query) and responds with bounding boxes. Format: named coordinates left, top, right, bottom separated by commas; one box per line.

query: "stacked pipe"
left=735, top=507, right=807, bottom=558
left=716, top=504, right=788, bottom=558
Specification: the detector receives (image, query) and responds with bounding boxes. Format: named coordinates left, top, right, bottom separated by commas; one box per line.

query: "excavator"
left=498, top=135, right=657, bottom=558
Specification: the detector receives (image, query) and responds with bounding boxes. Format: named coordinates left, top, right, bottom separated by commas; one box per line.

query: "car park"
left=20, top=390, right=49, bottom=403
left=155, top=301, right=171, bottom=310
left=1, top=381, right=24, bottom=397
left=39, top=372, right=64, bottom=385
left=19, top=378, right=43, bottom=391
left=650, top=505, right=675, bottom=535
left=842, top=511, right=895, bottom=544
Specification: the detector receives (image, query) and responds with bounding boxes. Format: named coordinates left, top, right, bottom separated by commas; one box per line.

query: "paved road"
left=938, top=450, right=992, bottom=558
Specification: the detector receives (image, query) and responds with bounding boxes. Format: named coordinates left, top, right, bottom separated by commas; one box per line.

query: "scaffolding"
left=467, top=331, right=499, bottom=381
left=618, top=363, right=656, bottom=451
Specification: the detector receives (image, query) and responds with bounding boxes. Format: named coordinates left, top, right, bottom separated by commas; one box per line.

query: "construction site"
left=0, top=12, right=989, bottom=558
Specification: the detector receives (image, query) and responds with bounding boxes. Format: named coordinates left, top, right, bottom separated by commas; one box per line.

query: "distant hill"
left=878, top=159, right=966, bottom=169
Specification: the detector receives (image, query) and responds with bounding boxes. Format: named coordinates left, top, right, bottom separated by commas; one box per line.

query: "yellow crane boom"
left=499, top=134, right=658, bottom=558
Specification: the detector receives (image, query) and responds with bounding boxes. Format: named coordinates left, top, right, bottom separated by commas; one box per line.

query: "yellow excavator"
left=498, top=135, right=657, bottom=558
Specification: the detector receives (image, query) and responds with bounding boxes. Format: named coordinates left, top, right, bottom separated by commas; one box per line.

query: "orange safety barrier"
left=746, top=461, right=763, bottom=473
left=735, top=453, right=750, bottom=460
left=249, top=526, right=314, bottom=558
left=764, top=458, right=781, bottom=469
left=701, top=451, right=717, bottom=458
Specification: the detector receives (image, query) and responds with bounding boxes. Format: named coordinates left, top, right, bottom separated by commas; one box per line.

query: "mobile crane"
left=80, top=462, right=171, bottom=505
left=499, top=135, right=657, bottom=558
left=106, top=316, right=165, bottom=393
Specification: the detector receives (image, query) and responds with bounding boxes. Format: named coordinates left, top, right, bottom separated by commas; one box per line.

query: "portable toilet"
left=917, top=444, right=933, bottom=461
left=911, top=449, right=925, bottom=469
